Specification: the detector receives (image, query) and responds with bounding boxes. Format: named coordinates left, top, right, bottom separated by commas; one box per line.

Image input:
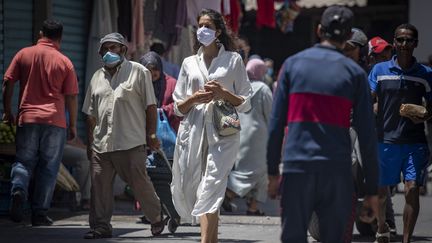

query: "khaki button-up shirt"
left=82, top=60, right=157, bottom=153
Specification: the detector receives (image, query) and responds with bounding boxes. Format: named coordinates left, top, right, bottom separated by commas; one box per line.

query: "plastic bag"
left=156, top=109, right=176, bottom=159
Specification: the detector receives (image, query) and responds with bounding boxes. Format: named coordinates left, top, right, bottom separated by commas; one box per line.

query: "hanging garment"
left=186, top=0, right=222, bottom=26
left=256, top=0, right=276, bottom=29
left=85, top=0, right=118, bottom=86
left=222, top=0, right=241, bottom=34
left=117, top=0, right=132, bottom=41
left=128, top=0, right=145, bottom=60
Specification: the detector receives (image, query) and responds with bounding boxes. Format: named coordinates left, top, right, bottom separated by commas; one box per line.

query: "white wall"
left=409, top=0, right=432, bottom=63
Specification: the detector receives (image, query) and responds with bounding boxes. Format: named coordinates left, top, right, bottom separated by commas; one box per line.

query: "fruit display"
left=0, top=122, right=16, bottom=144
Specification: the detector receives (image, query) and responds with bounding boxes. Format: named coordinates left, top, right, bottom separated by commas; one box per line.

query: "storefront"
left=0, top=0, right=90, bottom=138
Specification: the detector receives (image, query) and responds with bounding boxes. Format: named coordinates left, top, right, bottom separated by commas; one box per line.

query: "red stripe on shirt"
left=287, top=92, right=352, bottom=128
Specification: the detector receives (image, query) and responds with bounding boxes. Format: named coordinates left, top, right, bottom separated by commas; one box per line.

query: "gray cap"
left=347, top=28, right=368, bottom=47
left=99, top=32, right=127, bottom=53
left=320, top=5, right=354, bottom=40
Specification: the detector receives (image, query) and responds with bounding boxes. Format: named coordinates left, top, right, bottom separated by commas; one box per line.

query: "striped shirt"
left=368, top=56, right=432, bottom=144
left=267, top=44, right=379, bottom=195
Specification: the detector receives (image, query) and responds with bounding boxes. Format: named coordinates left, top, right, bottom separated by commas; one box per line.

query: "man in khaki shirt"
left=82, top=33, right=164, bottom=239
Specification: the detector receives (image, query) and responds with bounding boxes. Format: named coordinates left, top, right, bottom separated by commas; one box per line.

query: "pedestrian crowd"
left=2, top=5, right=432, bottom=243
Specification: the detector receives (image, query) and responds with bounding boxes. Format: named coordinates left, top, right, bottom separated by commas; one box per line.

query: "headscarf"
left=246, top=58, right=267, bottom=81
left=139, top=51, right=166, bottom=106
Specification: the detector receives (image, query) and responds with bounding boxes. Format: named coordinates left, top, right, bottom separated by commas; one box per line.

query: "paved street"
left=0, top=193, right=431, bottom=242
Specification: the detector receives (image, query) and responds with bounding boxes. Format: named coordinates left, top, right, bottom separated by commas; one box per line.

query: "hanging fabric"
left=117, top=0, right=132, bottom=41
left=186, top=0, right=222, bottom=26
left=256, top=0, right=276, bottom=29
left=222, top=0, right=241, bottom=34
left=244, top=0, right=258, bottom=11
left=158, top=0, right=187, bottom=49
left=84, top=0, right=118, bottom=86
left=275, top=0, right=301, bottom=33
left=127, top=0, right=145, bottom=60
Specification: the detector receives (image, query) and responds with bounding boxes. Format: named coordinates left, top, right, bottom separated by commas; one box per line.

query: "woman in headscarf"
left=225, top=58, right=273, bottom=215
left=136, top=51, right=180, bottom=225
left=139, top=51, right=180, bottom=132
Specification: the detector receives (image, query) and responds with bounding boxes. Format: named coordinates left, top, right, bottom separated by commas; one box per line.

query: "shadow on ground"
left=351, top=233, right=432, bottom=243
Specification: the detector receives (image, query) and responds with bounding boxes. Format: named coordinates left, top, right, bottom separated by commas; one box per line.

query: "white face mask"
left=197, top=26, right=217, bottom=46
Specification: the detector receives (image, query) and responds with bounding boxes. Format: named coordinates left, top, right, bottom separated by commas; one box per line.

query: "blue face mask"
left=266, top=67, right=273, bottom=77
left=238, top=49, right=245, bottom=60
left=102, top=51, right=122, bottom=68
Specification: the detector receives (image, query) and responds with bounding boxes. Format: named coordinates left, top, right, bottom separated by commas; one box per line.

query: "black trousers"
left=280, top=171, right=354, bottom=243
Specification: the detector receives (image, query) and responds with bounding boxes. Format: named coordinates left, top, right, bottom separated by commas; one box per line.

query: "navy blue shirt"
left=267, top=44, right=379, bottom=195
left=369, top=56, right=432, bottom=144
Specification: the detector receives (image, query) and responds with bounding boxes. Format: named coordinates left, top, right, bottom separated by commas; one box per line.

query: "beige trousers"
left=89, top=145, right=161, bottom=233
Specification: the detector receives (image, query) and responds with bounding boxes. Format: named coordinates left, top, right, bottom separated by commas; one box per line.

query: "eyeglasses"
left=395, top=37, right=417, bottom=45
left=100, top=43, right=122, bottom=54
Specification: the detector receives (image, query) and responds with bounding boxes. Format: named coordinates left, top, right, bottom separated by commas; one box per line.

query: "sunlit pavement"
left=0, top=192, right=431, bottom=242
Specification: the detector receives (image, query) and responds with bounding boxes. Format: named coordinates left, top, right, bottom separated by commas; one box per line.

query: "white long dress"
left=227, top=81, right=273, bottom=203
left=171, top=45, right=252, bottom=220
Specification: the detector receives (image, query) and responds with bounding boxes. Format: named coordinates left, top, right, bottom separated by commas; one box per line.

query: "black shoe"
left=83, top=230, right=112, bottom=239
left=221, top=196, right=237, bottom=212
left=386, top=220, right=397, bottom=236
left=151, top=220, right=165, bottom=236
left=246, top=209, right=265, bottom=216
left=10, top=189, right=25, bottom=223
left=32, top=214, right=53, bottom=226
left=136, top=215, right=151, bottom=224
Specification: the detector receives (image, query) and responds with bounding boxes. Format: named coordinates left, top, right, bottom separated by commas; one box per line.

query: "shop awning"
left=297, top=0, right=367, bottom=8
left=247, top=0, right=368, bottom=12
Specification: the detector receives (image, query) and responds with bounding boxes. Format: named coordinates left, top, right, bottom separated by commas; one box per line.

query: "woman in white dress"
left=171, top=8, right=252, bottom=243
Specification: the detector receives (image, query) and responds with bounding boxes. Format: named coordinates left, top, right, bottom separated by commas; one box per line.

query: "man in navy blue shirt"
left=369, top=23, right=432, bottom=243
left=267, top=5, right=379, bottom=243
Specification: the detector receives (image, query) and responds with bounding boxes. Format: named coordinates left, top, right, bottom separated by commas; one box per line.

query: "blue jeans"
left=11, top=124, right=66, bottom=215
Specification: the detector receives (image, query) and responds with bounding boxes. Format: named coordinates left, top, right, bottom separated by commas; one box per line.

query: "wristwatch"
left=149, top=133, right=157, bottom=139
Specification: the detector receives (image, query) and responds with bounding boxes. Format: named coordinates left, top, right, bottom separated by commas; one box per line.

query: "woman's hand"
left=204, top=80, right=227, bottom=100
left=191, top=90, right=214, bottom=105
left=177, top=89, right=213, bottom=114
left=205, top=80, right=244, bottom=106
